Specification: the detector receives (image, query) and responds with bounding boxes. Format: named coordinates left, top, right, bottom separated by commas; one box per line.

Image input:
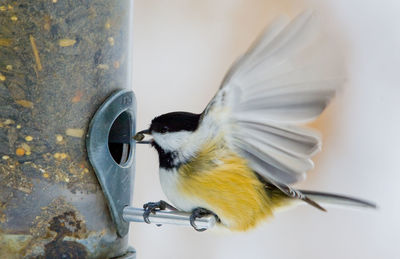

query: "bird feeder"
left=0, top=0, right=135, bottom=258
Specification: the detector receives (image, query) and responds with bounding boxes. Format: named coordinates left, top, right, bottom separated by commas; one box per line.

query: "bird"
left=134, top=11, right=376, bottom=232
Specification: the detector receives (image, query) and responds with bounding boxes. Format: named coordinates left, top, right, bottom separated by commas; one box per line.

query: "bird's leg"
left=143, top=200, right=177, bottom=224
left=190, top=207, right=219, bottom=232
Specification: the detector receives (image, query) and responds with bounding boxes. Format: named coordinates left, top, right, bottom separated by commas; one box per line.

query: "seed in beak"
left=133, top=133, right=145, bottom=141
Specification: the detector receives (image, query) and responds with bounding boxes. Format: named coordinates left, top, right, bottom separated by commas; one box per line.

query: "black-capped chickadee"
left=134, top=11, right=376, bottom=232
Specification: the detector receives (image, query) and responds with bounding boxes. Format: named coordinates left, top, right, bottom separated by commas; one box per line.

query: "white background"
left=129, top=0, right=400, bottom=258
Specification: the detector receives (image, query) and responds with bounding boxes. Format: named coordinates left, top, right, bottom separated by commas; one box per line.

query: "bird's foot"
left=143, top=200, right=177, bottom=224
left=190, top=207, right=219, bottom=232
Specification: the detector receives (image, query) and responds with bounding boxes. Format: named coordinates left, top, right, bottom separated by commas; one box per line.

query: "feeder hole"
left=108, top=111, right=132, bottom=165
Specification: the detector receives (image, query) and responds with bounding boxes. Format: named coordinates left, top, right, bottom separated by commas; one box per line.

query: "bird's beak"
left=133, top=129, right=152, bottom=144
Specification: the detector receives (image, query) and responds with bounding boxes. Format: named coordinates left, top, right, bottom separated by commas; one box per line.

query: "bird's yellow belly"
left=177, top=151, right=275, bottom=231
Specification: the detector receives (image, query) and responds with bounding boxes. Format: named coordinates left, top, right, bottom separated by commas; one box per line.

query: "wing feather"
left=236, top=121, right=321, bottom=158
left=201, top=10, right=344, bottom=186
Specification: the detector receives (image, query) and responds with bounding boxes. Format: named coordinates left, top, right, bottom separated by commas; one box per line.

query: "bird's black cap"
left=149, top=112, right=201, bottom=134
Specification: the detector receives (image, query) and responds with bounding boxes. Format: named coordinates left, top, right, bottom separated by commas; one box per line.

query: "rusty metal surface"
left=0, top=0, right=134, bottom=258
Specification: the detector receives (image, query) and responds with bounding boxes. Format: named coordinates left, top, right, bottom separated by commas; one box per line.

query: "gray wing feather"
left=201, top=11, right=345, bottom=185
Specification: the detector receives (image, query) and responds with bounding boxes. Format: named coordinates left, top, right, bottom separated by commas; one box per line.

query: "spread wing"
left=200, top=11, right=345, bottom=186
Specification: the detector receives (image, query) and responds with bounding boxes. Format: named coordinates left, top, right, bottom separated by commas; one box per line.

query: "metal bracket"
left=114, top=247, right=136, bottom=259
left=86, top=90, right=136, bottom=237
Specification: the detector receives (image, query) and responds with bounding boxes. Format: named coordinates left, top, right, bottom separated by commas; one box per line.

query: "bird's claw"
left=143, top=200, right=176, bottom=224
left=190, top=207, right=218, bottom=232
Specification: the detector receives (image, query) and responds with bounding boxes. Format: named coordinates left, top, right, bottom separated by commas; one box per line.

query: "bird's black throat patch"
left=152, top=142, right=181, bottom=169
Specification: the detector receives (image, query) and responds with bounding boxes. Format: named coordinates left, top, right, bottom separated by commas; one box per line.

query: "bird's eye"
left=160, top=126, right=168, bottom=134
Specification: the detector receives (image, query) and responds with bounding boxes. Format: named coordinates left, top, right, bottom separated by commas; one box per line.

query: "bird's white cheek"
left=152, top=131, right=191, bottom=152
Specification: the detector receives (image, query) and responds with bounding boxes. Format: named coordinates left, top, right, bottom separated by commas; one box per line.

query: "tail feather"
left=301, top=190, right=377, bottom=209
